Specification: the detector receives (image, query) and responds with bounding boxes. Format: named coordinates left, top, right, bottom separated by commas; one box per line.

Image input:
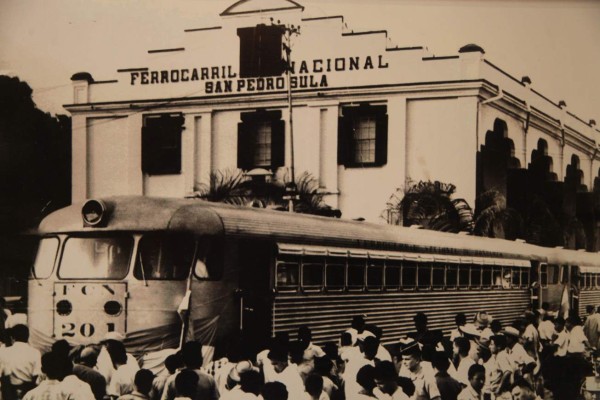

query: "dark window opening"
left=366, top=262, right=383, bottom=290
left=471, top=266, right=482, bottom=288
left=348, top=261, right=365, bottom=290
left=325, top=262, right=345, bottom=291
left=338, top=104, right=388, bottom=167
left=302, top=261, right=324, bottom=290
left=402, top=264, right=417, bottom=289
left=238, top=110, right=285, bottom=171
left=237, top=24, right=284, bottom=78
left=459, top=266, right=470, bottom=289
left=385, top=265, right=401, bottom=290
left=482, top=267, right=492, bottom=289
left=276, top=261, right=299, bottom=291
left=417, top=265, right=431, bottom=289
left=432, top=266, right=445, bottom=289
left=142, top=114, right=184, bottom=175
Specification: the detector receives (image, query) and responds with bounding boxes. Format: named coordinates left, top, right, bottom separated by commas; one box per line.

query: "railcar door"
left=539, top=263, right=565, bottom=313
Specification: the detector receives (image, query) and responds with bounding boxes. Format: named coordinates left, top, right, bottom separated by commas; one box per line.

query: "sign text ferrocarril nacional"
left=129, top=55, right=389, bottom=93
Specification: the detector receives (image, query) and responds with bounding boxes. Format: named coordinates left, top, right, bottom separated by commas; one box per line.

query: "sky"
left=0, top=0, right=599, bottom=125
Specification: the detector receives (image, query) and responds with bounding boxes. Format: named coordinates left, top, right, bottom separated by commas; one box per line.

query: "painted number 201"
left=61, top=323, right=96, bottom=338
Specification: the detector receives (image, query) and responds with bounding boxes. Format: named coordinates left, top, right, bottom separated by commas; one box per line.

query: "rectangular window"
left=238, top=110, right=285, bottom=171
left=348, top=261, right=365, bottom=290
left=522, top=269, right=530, bottom=287
left=432, top=265, right=445, bottom=290
left=338, top=104, right=388, bottom=167
left=446, top=265, right=458, bottom=289
left=471, top=266, right=482, bottom=288
left=482, top=267, right=492, bottom=289
left=237, top=24, right=284, bottom=78
left=142, top=114, right=184, bottom=175
left=513, top=269, right=522, bottom=288
left=459, top=266, right=470, bottom=289
left=276, top=261, right=299, bottom=291
left=325, top=261, right=345, bottom=291
left=417, top=264, right=431, bottom=290
left=402, top=263, right=417, bottom=289
left=385, top=265, right=401, bottom=290
left=366, top=262, right=383, bottom=290
left=547, top=265, right=559, bottom=285
left=540, top=265, right=548, bottom=288
left=60, top=236, right=133, bottom=279
left=302, top=261, right=324, bottom=291
left=33, top=237, right=59, bottom=279
left=135, top=234, right=198, bottom=281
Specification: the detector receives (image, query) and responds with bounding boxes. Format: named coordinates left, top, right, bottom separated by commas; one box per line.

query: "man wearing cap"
left=266, top=344, right=303, bottom=400
left=400, top=342, right=440, bottom=400
left=502, top=326, right=536, bottom=381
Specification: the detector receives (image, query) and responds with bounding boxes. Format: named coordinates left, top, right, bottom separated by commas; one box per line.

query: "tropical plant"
left=473, top=190, right=524, bottom=239
left=384, top=180, right=474, bottom=233
left=190, top=169, right=340, bottom=217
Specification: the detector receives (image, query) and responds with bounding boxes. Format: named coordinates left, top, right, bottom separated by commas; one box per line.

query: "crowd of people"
left=0, top=303, right=598, bottom=400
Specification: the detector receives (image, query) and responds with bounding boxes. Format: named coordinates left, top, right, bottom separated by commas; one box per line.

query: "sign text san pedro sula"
left=129, top=55, right=389, bottom=93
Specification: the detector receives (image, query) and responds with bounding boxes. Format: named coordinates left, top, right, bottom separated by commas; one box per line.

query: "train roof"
left=38, top=196, right=600, bottom=266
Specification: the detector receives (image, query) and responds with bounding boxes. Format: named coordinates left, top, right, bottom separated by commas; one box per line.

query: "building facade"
left=66, top=0, right=600, bottom=248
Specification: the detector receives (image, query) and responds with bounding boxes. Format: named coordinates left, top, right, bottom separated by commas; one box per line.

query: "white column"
left=192, top=111, right=213, bottom=191
left=314, top=102, right=339, bottom=207
left=71, top=114, right=87, bottom=202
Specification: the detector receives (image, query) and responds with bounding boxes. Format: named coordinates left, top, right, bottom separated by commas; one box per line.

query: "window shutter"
left=258, top=25, right=284, bottom=76
left=337, top=114, right=351, bottom=165
left=237, top=121, right=253, bottom=170
left=375, top=111, right=388, bottom=166
left=162, top=121, right=182, bottom=174
left=271, top=118, right=285, bottom=169
left=237, top=27, right=257, bottom=78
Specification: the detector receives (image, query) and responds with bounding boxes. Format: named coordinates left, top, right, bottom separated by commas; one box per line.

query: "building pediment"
left=221, top=0, right=304, bottom=16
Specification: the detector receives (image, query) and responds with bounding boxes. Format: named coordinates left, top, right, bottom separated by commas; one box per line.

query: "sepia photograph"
left=1, top=0, right=600, bottom=399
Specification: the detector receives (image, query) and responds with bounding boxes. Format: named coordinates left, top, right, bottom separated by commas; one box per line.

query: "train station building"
left=65, top=0, right=600, bottom=250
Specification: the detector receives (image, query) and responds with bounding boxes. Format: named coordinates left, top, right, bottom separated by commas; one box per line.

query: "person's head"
left=356, top=365, right=377, bottom=393
left=455, top=313, right=467, bottom=327
left=10, top=324, right=29, bottom=343
left=554, top=316, right=565, bottom=332
left=365, top=324, right=382, bottom=340
left=268, top=345, right=289, bottom=373
left=489, top=335, right=506, bottom=354
left=566, top=315, right=582, bottom=331
left=510, top=379, right=536, bottom=400
left=314, top=356, right=333, bottom=377
left=414, top=313, right=428, bottom=332
left=453, top=337, right=470, bottom=358
left=298, top=326, right=312, bottom=343
left=362, top=336, right=379, bottom=360
left=468, top=364, right=485, bottom=393
left=490, top=319, right=503, bottom=334
left=165, top=353, right=184, bottom=375
left=374, top=361, right=398, bottom=395
left=78, top=346, right=98, bottom=368
left=52, top=339, right=72, bottom=360
left=107, top=340, right=128, bottom=368
left=431, top=351, right=450, bottom=373
left=289, top=340, right=307, bottom=365
left=262, top=382, right=288, bottom=400
left=474, top=312, right=491, bottom=330
left=352, top=316, right=365, bottom=333
left=239, top=369, right=262, bottom=396
left=587, top=305, right=595, bottom=315
left=175, top=369, right=199, bottom=398
left=503, top=327, right=521, bottom=347
left=305, top=374, right=324, bottom=399
left=401, top=345, right=421, bottom=372
left=42, top=351, right=64, bottom=380
left=478, top=344, right=491, bottom=363
left=524, top=311, right=538, bottom=326
left=181, top=341, right=203, bottom=369
left=134, top=369, right=155, bottom=396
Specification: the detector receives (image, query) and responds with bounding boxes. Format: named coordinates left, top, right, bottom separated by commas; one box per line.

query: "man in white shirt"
left=108, top=341, right=140, bottom=398
left=400, top=342, right=440, bottom=400
left=23, top=352, right=64, bottom=400
left=0, top=324, right=41, bottom=398
left=343, top=336, right=379, bottom=399
left=584, top=305, right=600, bottom=349
left=267, top=345, right=304, bottom=400
left=374, top=361, right=409, bottom=400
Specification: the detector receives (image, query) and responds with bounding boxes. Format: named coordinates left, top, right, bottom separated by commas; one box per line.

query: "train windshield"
left=134, top=234, right=196, bottom=280
left=33, top=237, right=59, bottom=278
left=59, top=236, right=133, bottom=279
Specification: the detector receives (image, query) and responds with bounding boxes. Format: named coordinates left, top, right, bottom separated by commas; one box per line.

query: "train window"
left=385, top=265, right=401, bottom=290
left=458, top=266, right=470, bottom=289
left=32, top=237, right=59, bottom=279
left=302, top=261, right=324, bottom=291
left=432, top=265, right=444, bottom=290
left=512, top=269, right=522, bottom=288
left=547, top=265, right=559, bottom=285
left=366, top=261, right=383, bottom=290
left=482, top=267, right=492, bottom=289
left=348, top=261, right=365, bottom=290
left=401, top=263, right=417, bottom=289
left=417, top=264, right=431, bottom=290
left=521, top=269, right=530, bottom=287
left=540, top=265, right=548, bottom=288
left=276, top=261, right=299, bottom=291
left=471, top=266, right=482, bottom=288
left=560, top=266, right=569, bottom=284
left=446, top=265, right=458, bottom=289
left=325, top=261, right=345, bottom=291
left=492, top=268, right=503, bottom=288
left=60, top=236, right=133, bottom=279
left=135, top=234, right=196, bottom=280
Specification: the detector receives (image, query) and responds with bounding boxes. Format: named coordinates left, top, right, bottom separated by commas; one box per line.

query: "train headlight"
left=104, top=301, right=123, bottom=316
left=82, top=199, right=107, bottom=227
left=56, top=300, right=72, bottom=316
